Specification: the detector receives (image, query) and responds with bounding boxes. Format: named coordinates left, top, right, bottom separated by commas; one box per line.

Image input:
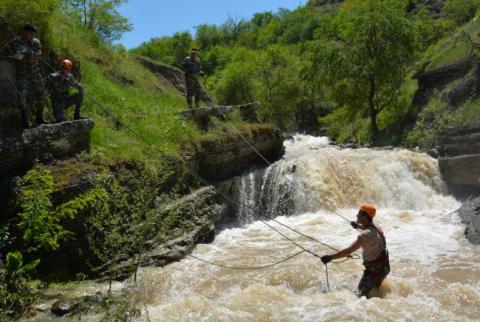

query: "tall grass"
left=46, top=16, right=201, bottom=162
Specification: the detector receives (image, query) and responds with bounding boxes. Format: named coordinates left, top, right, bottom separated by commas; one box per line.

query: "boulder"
left=453, top=197, right=480, bottom=244
left=51, top=300, right=77, bottom=317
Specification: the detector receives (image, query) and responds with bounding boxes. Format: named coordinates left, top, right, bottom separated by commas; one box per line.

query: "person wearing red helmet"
left=47, top=59, right=84, bottom=122
left=321, top=204, right=390, bottom=298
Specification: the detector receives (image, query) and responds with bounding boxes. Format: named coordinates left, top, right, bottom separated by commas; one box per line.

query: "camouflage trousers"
left=185, top=75, right=202, bottom=108
left=51, top=92, right=84, bottom=123
left=16, top=78, right=46, bottom=122
left=357, top=250, right=390, bottom=297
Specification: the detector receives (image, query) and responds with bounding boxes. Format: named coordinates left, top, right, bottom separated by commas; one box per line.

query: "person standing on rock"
left=0, top=24, right=47, bottom=128
left=182, top=48, right=204, bottom=109
left=47, top=59, right=84, bottom=123
left=321, top=204, right=390, bottom=298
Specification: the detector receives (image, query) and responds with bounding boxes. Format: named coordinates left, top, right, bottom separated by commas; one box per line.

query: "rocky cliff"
left=109, top=186, right=223, bottom=279
left=0, top=120, right=94, bottom=177
left=438, top=124, right=480, bottom=197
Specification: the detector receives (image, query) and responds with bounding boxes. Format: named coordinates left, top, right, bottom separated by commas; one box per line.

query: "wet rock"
left=83, top=291, right=107, bottom=305
left=51, top=300, right=77, bottom=316
left=103, top=187, right=224, bottom=280
left=341, top=143, right=358, bottom=149
left=453, top=197, right=480, bottom=244
left=427, top=148, right=439, bottom=159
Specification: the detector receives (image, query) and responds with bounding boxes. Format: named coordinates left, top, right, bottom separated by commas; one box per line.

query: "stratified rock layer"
left=439, top=124, right=480, bottom=198
left=0, top=119, right=94, bottom=176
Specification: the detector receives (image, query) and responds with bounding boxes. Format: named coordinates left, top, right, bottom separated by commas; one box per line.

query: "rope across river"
left=1, top=50, right=360, bottom=290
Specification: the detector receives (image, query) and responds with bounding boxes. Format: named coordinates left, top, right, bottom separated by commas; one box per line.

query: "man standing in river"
left=321, top=204, right=390, bottom=298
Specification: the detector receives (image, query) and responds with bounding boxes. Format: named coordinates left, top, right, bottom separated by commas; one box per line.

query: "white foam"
left=133, top=136, right=480, bottom=321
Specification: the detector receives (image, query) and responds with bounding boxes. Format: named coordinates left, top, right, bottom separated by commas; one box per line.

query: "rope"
left=2, top=48, right=359, bottom=283
left=184, top=250, right=306, bottom=270
left=194, top=75, right=360, bottom=229
left=325, top=264, right=330, bottom=291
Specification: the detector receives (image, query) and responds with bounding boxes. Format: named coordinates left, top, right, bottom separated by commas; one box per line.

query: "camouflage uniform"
left=47, top=71, right=83, bottom=123
left=182, top=56, right=203, bottom=108
left=0, top=37, right=46, bottom=127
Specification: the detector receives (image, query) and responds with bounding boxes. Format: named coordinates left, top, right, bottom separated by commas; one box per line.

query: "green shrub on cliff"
left=17, top=169, right=102, bottom=252
left=405, top=94, right=461, bottom=149
left=0, top=252, right=39, bottom=320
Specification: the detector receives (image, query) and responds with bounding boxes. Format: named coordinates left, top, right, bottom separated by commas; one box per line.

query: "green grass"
left=44, top=16, right=203, bottom=163
left=424, top=18, right=480, bottom=70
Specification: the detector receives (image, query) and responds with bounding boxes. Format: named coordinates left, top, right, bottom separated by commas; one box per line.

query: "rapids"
left=132, top=136, right=480, bottom=321
left=35, top=135, right=480, bottom=321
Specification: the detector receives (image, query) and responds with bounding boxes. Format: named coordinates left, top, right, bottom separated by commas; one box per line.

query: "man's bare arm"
left=331, top=237, right=362, bottom=260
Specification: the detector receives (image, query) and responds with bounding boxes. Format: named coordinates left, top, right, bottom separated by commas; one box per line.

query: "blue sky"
left=118, top=0, right=306, bottom=48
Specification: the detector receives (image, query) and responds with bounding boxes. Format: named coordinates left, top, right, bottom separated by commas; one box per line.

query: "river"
left=129, top=135, right=480, bottom=321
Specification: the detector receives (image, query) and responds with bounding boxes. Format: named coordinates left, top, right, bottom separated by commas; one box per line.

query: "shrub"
left=444, top=0, right=480, bottom=24
left=17, top=168, right=101, bottom=252
left=0, top=252, right=39, bottom=320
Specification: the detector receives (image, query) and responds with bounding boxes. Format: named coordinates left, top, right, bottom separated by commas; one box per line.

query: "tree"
left=211, top=48, right=258, bottom=105
left=316, top=0, right=419, bottom=144
left=62, top=0, right=132, bottom=42
left=0, top=0, right=59, bottom=40
left=255, top=45, right=301, bottom=129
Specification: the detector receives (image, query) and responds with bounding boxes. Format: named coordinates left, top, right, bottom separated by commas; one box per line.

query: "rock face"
left=182, top=103, right=259, bottom=130
left=136, top=56, right=186, bottom=93
left=414, top=57, right=477, bottom=107
left=452, top=197, right=480, bottom=244
left=438, top=124, right=480, bottom=197
left=108, top=186, right=224, bottom=279
left=0, top=119, right=94, bottom=176
left=193, top=124, right=285, bottom=182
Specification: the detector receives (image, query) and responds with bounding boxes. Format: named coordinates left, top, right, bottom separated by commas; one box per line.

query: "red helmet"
left=60, top=59, right=73, bottom=71
left=359, top=204, right=377, bottom=218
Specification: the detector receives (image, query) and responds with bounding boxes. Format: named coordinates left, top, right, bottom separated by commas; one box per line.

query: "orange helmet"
left=60, top=59, right=73, bottom=71
left=359, top=204, right=376, bottom=218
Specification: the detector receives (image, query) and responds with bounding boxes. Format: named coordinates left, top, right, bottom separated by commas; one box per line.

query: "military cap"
left=191, top=48, right=200, bottom=53
left=23, top=23, right=37, bottom=32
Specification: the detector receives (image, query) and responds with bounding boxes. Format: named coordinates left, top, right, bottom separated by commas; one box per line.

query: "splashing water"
left=132, top=136, right=480, bottom=321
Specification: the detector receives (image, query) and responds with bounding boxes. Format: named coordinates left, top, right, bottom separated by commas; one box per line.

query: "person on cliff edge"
left=182, top=48, right=204, bottom=109
left=0, top=23, right=47, bottom=128
left=321, top=204, right=390, bottom=298
left=47, top=59, right=84, bottom=123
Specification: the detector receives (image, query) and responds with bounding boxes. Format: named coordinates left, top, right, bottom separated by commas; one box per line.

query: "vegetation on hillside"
left=2, top=0, right=480, bottom=318
left=135, top=0, right=480, bottom=145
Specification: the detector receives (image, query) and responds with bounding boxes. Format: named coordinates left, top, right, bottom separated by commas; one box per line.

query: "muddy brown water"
left=32, top=136, right=480, bottom=321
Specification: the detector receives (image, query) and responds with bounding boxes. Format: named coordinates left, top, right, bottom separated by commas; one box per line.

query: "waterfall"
left=236, top=161, right=296, bottom=225
left=127, top=135, right=480, bottom=322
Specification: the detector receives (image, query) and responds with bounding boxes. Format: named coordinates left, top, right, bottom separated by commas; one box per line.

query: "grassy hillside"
left=47, top=19, right=202, bottom=162
left=407, top=17, right=480, bottom=149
